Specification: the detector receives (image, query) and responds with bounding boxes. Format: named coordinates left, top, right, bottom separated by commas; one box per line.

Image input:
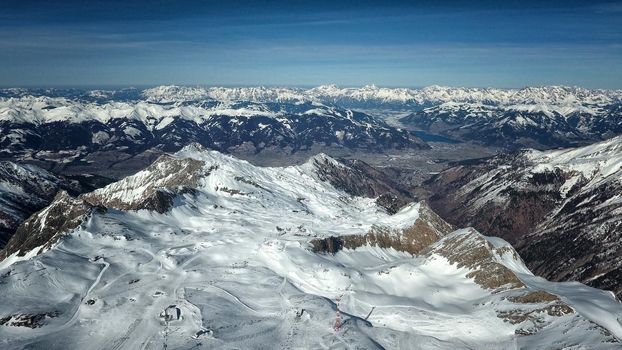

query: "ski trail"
left=49, top=256, right=110, bottom=337
left=109, top=318, right=141, bottom=350
left=86, top=258, right=109, bottom=297
left=205, top=284, right=258, bottom=313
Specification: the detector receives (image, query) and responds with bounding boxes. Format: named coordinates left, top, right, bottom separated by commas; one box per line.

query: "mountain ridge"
left=3, top=84, right=620, bottom=150
left=1, top=146, right=621, bottom=348
left=424, top=136, right=622, bottom=299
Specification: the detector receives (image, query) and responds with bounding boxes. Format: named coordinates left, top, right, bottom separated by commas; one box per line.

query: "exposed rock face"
left=310, top=202, right=453, bottom=254
left=424, top=136, right=622, bottom=299
left=1, top=152, right=209, bottom=259
left=497, top=290, right=579, bottom=337
left=311, top=155, right=414, bottom=214
left=508, top=290, right=560, bottom=304
left=0, top=191, right=97, bottom=259
left=497, top=303, right=575, bottom=336
left=0, top=162, right=84, bottom=247
left=310, top=205, right=527, bottom=292
left=82, top=154, right=207, bottom=213
left=427, top=229, right=526, bottom=291
left=0, top=311, right=59, bottom=328
left=424, top=154, right=566, bottom=244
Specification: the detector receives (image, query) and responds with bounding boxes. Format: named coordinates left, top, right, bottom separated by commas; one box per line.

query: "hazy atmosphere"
left=2, top=0, right=622, bottom=87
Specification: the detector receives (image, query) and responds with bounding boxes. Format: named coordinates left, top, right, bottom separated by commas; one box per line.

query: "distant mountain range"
left=0, top=91, right=426, bottom=172
left=4, top=84, right=619, bottom=108
left=2, top=85, right=621, bottom=151
left=399, top=102, right=622, bottom=149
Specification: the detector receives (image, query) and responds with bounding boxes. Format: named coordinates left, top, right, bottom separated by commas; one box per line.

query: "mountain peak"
left=305, top=152, right=343, bottom=168
left=1, top=148, right=622, bottom=347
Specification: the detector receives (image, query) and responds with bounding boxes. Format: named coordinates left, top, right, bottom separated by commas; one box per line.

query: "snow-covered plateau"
left=0, top=146, right=621, bottom=349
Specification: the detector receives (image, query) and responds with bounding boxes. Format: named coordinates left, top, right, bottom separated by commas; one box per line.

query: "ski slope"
left=0, top=147, right=621, bottom=349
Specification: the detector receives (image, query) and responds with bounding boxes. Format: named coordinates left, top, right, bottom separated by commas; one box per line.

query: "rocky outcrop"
left=311, top=155, right=415, bottom=214
left=310, top=202, right=453, bottom=254
left=0, top=162, right=86, bottom=247
left=1, top=154, right=211, bottom=259
left=0, top=311, right=60, bottom=328
left=0, top=191, right=97, bottom=259
left=427, top=229, right=525, bottom=291
left=82, top=155, right=207, bottom=213
left=495, top=290, right=581, bottom=336
left=310, top=206, right=528, bottom=292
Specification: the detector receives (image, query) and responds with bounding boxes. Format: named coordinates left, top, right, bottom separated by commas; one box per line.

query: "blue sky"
left=1, top=0, right=621, bottom=88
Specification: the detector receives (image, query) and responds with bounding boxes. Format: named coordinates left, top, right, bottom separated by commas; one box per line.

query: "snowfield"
left=0, top=147, right=621, bottom=349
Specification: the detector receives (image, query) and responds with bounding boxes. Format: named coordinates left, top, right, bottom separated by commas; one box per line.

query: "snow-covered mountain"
left=0, top=95, right=426, bottom=170
left=424, top=136, right=622, bottom=299
left=2, top=84, right=620, bottom=151
left=3, top=85, right=621, bottom=107
left=399, top=102, right=622, bottom=148
left=138, top=85, right=622, bottom=107
left=151, top=85, right=621, bottom=149
left=1, top=146, right=621, bottom=349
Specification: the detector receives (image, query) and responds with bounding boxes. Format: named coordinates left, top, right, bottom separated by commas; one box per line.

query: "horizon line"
left=1, top=83, right=620, bottom=91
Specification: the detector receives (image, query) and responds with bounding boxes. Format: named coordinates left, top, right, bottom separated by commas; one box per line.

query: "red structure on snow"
left=334, top=296, right=342, bottom=332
